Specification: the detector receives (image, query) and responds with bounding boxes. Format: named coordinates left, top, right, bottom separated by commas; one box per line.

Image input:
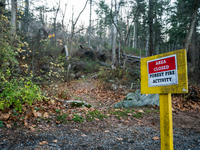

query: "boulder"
left=114, top=90, right=159, bottom=108
left=63, top=100, right=92, bottom=108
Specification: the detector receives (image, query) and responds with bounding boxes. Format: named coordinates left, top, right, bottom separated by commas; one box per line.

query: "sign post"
left=141, top=49, right=188, bottom=150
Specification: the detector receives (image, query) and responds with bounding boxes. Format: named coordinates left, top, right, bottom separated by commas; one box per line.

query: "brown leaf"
left=24, top=121, right=28, bottom=126
left=137, top=109, right=144, bottom=113
left=6, top=124, right=12, bottom=128
left=52, top=139, right=58, bottom=143
left=36, top=112, right=42, bottom=117
left=95, top=118, right=100, bottom=121
left=43, top=112, right=49, bottom=118
left=32, top=110, right=38, bottom=117
left=151, top=121, right=156, bottom=125
left=0, top=113, right=10, bottom=121
left=67, top=116, right=73, bottom=121
left=152, top=136, right=159, bottom=140
left=116, top=138, right=123, bottom=140
left=56, top=121, right=60, bottom=124
left=39, top=141, right=48, bottom=145
left=73, top=129, right=79, bottom=131
left=29, top=126, right=35, bottom=132
left=50, top=99, right=55, bottom=105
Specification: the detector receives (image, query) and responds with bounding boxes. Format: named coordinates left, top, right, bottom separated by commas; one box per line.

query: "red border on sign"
left=148, top=56, right=176, bottom=74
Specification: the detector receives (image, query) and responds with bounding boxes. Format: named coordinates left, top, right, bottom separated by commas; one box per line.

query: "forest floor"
left=0, top=74, right=200, bottom=149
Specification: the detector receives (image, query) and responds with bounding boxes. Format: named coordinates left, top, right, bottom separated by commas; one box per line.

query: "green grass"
left=0, top=121, right=4, bottom=128
left=86, top=110, right=108, bottom=121
left=132, top=112, right=143, bottom=119
left=56, top=114, right=67, bottom=123
left=110, top=109, right=134, bottom=120
left=72, top=114, right=84, bottom=122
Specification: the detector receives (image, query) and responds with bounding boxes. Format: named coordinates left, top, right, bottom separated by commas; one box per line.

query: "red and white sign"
left=147, top=55, right=178, bottom=87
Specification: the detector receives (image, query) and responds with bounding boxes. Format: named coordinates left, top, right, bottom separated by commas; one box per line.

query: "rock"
left=92, top=75, right=98, bottom=79
left=114, top=90, right=159, bottom=108
left=69, top=73, right=75, bottom=79
left=63, top=100, right=93, bottom=108
left=111, top=84, right=117, bottom=90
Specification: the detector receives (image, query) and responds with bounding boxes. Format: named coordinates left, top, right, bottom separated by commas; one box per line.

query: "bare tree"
left=69, top=0, right=88, bottom=54
left=88, top=0, right=92, bottom=47
left=111, top=0, right=123, bottom=67
left=53, top=0, right=60, bottom=47
left=61, top=2, right=68, bottom=44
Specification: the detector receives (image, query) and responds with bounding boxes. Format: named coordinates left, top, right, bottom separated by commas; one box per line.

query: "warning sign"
left=147, top=55, right=178, bottom=87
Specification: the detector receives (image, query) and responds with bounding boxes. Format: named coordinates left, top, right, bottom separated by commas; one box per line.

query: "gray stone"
left=69, top=73, right=75, bottom=79
left=111, top=84, right=117, bottom=90
left=63, top=100, right=93, bottom=108
left=114, top=90, right=159, bottom=108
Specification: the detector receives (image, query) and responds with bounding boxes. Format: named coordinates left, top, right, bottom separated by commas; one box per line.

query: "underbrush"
left=0, top=70, right=44, bottom=112
left=97, top=66, right=140, bottom=89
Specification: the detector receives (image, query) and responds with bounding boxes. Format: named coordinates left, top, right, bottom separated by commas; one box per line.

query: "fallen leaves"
left=137, top=109, right=144, bottom=113
left=39, top=141, right=48, bottom=145
left=172, top=96, right=200, bottom=111
left=29, top=125, right=36, bottom=131
left=152, top=136, right=159, bottom=140
left=151, top=121, right=156, bottom=125
left=32, top=110, right=42, bottom=117
left=116, top=138, right=123, bottom=140
left=52, top=139, right=58, bottom=143
left=0, top=113, right=10, bottom=121
left=43, top=112, right=49, bottom=118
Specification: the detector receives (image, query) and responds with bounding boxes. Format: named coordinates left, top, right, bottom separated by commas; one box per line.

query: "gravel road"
left=0, top=122, right=199, bottom=150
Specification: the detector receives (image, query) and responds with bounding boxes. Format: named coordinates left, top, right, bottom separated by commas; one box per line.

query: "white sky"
left=43, top=0, right=99, bottom=27
left=15, top=0, right=176, bottom=30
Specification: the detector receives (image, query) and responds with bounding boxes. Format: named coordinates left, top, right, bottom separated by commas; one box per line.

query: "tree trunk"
left=11, top=0, right=17, bottom=36
left=112, top=15, right=117, bottom=65
left=54, top=0, right=60, bottom=47
left=191, top=22, right=198, bottom=78
left=0, top=0, right=5, bottom=15
left=184, top=0, right=199, bottom=52
left=69, top=0, right=88, bottom=54
left=133, top=19, right=138, bottom=49
left=110, top=24, right=113, bottom=46
left=145, top=33, right=149, bottom=57
left=88, top=0, right=92, bottom=47
left=112, top=0, right=123, bottom=66
left=148, top=0, right=154, bottom=56
left=24, top=0, right=29, bottom=33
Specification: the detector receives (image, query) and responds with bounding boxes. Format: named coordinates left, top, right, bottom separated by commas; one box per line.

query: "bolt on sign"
left=141, top=49, right=188, bottom=150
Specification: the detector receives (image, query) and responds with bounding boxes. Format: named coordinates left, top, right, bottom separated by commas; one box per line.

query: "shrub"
left=0, top=70, right=43, bottom=112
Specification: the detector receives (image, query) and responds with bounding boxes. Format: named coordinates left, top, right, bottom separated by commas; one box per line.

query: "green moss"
left=72, top=114, right=84, bottom=122
left=56, top=114, right=67, bottom=123
left=132, top=112, right=143, bottom=118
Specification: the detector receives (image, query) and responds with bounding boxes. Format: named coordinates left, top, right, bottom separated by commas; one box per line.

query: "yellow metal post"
left=159, top=93, right=173, bottom=150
